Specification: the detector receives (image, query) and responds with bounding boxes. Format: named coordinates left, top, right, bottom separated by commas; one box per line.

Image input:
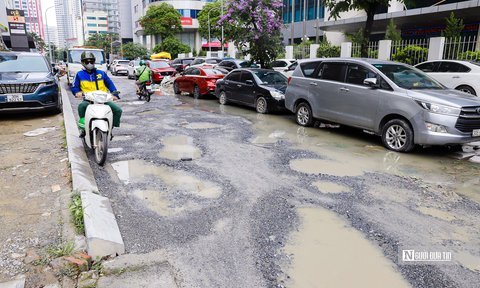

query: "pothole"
left=416, top=206, right=457, bottom=222
left=132, top=189, right=183, bottom=216
left=311, top=181, right=351, bottom=194
left=289, top=158, right=364, bottom=177
left=158, top=135, right=201, bottom=161
left=183, top=122, right=223, bottom=130
left=283, top=207, right=409, bottom=288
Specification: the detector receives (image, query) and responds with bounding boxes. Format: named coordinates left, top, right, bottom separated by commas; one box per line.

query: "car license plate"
left=473, top=129, right=480, bottom=137
left=146, top=85, right=152, bottom=90
left=6, top=94, right=24, bottom=102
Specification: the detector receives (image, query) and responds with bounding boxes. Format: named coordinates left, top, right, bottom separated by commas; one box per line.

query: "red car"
left=173, top=67, right=227, bottom=98
left=149, top=60, right=177, bottom=83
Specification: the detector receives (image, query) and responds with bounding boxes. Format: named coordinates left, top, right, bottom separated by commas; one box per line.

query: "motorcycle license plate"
left=473, top=129, right=480, bottom=137
left=6, top=94, right=24, bottom=102
left=146, top=85, right=152, bottom=90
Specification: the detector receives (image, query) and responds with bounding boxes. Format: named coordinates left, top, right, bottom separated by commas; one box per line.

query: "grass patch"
left=69, top=193, right=85, bottom=235
left=47, top=241, right=75, bottom=258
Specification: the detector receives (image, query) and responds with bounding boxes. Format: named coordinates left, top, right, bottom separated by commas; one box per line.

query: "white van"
left=65, top=47, right=107, bottom=85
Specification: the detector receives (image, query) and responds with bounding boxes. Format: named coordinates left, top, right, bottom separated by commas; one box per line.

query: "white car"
left=188, top=57, right=222, bottom=68
left=271, top=59, right=296, bottom=72
left=281, top=61, right=298, bottom=77
left=110, top=59, right=130, bottom=76
left=127, top=60, right=141, bottom=79
left=415, top=60, right=480, bottom=96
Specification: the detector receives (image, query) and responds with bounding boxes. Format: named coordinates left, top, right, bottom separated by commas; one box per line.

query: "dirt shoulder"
left=0, top=112, right=72, bottom=286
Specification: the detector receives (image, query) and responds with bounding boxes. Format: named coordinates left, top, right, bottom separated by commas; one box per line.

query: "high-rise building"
left=12, top=0, right=44, bottom=38
left=82, top=0, right=120, bottom=35
left=45, top=25, right=59, bottom=48
left=55, top=0, right=82, bottom=47
left=118, top=0, right=133, bottom=42
left=83, top=11, right=109, bottom=41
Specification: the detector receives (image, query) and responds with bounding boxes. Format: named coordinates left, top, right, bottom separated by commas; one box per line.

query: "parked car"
left=171, top=57, right=195, bottom=73
left=188, top=57, right=222, bottom=68
left=216, top=59, right=259, bottom=72
left=271, top=59, right=296, bottom=72
left=285, top=58, right=480, bottom=152
left=149, top=60, right=177, bottom=84
left=127, top=60, right=141, bottom=79
left=110, top=59, right=130, bottom=76
left=173, top=67, right=227, bottom=98
left=0, top=51, right=62, bottom=113
left=281, top=61, right=298, bottom=77
left=415, top=60, right=480, bottom=96
left=215, top=69, right=288, bottom=114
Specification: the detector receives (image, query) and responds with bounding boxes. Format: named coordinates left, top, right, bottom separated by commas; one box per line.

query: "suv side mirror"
left=364, top=78, right=378, bottom=88
left=245, top=80, right=254, bottom=85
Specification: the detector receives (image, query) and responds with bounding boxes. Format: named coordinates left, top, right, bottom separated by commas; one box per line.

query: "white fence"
left=286, top=35, right=480, bottom=64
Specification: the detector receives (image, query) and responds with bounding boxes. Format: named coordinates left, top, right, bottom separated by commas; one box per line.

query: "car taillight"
left=146, top=81, right=151, bottom=85
left=288, top=77, right=292, bottom=84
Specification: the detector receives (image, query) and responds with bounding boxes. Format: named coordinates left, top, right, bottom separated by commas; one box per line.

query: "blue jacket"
left=71, top=69, right=119, bottom=98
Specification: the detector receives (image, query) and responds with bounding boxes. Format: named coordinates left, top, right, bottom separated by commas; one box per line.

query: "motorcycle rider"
left=72, top=52, right=122, bottom=138
left=135, top=59, right=152, bottom=94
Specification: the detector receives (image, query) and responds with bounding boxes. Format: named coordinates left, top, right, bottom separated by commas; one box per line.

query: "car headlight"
left=270, top=90, right=284, bottom=100
left=415, top=100, right=460, bottom=116
left=38, top=81, right=56, bottom=89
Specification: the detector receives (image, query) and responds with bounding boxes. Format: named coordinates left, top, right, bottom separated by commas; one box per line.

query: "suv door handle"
left=309, top=82, right=318, bottom=86
left=452, top=76, right=460, bottom=79
left=237, top=84, right=242, bottom=87
left=340, top=87, right=349, bottom=92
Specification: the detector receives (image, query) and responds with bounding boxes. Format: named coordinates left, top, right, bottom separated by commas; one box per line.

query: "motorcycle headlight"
left=415, top=100, right=460, bottom=116
left=270, top=90, right=284, bottom=100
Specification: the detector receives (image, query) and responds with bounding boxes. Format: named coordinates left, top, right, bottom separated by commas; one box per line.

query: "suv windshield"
left=68, top=50, right=106, bottom=64
left=0, top=55, right=49, bottom=73
left=373, top=64, right=443, bottom=90
left=253, top=70, right=287, bottom=85
left=117, top=61, right=129, bottom=65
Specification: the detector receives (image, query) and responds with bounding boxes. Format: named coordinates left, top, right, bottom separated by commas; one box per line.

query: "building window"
left=88, top=31, right=97, bottom=34
left=87, top=16, right=96, bottom=20
left=134, top=5, right=138, bottom=13
left=87, top=23, right=97, bottom=27
left=98, top=24, right=108, bottom=27
left=98, top=17, right=107, bottom=20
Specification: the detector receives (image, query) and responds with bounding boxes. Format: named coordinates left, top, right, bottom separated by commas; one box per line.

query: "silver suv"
left=285, top=58, right=480, bottom=152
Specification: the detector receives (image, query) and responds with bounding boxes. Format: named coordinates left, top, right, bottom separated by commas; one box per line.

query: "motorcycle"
left=138, top=79, right=153, bottom=102
left=82, top=90, right=114, bottom=166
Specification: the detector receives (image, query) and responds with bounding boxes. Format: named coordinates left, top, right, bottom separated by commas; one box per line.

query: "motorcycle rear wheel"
left=94, top=128, right=109, bottom=166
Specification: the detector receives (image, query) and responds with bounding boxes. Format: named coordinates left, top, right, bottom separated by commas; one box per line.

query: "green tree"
left=139, top=3, right=182, bottom=48
left=197, top=1, right=222, bottom=44
left=385, top=19, right=401, bottom=42
left=219, top=0, right=284, bottom=68
left=324, top=0, right=405, bottom=57
left=28, top=32, right=46, bottom=52
left=122, top=42, right=148, bottom=60
left=442, top=12, right=464, bottom=39
left=153, top=37, right=191, bottom=58
left=84, top=33, right=120, bottom=56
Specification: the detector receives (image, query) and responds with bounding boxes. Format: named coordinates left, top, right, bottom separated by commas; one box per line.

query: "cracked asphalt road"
left=66, top=74, right=480, bottom=288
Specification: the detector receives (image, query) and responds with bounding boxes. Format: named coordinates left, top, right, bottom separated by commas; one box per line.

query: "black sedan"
left=215, top=69, right=287, bottom=114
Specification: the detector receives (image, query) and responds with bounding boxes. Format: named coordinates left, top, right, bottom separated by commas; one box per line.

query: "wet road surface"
left=68, top=75, right=480, bottom=287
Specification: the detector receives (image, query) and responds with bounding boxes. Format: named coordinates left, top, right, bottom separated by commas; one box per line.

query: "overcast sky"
left=41, top=0, right=57, bottom=27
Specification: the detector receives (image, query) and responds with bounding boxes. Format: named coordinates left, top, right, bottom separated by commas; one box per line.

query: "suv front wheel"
left=295, top=102, right=313, bottom=127
left=381, top=119, right=415, bottom=152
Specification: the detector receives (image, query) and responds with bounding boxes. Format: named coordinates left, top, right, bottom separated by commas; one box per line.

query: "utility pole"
left=291, top=0, right=295, bottom=45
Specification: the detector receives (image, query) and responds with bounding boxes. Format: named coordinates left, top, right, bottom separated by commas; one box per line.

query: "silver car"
left=285, top=58, right=480, bottom=152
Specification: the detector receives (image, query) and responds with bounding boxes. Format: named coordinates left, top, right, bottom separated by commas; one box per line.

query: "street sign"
left=6, top=9, right=28, bottom=51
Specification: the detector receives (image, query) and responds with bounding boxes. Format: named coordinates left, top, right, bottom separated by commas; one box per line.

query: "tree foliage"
left=385, top=19, right=401, bottom=42
left=85, top=33, right=120, bottom=56
left=219, top=0, right=283, bottom=68
left=197, top=1, right=223, bottom=42
left=122, top=42, right=148, bottom=60
left=139, top=3, right=182, bottom=43
left=28, top=32, right=46, bottom=52
left=442, top=12, right=464, bottom=39
left=324, top=0, right=405, bottom=57
left=153, top=37, right=191, bottom=58
left=392, top=45, right=427, bottom=65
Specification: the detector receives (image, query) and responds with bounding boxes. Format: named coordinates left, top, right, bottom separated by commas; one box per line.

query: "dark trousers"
left=78, top=100, right=122, bottom=127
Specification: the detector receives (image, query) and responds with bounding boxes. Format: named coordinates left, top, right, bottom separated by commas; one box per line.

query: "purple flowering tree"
left=219, top=0, right=284, bottom=67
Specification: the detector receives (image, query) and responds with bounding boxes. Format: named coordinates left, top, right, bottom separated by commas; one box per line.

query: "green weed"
left=69, top=193, right=85, bottom=234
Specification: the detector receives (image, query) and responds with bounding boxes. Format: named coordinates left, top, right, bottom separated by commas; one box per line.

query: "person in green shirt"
left=135, top=60, right=152, bottom=94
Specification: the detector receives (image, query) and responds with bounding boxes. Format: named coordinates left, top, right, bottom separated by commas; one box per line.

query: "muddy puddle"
left=311, top=181, right=351, bottom=193
left=290, top=158, right=364, bottom=177
left=111, top=160, right=221, bottom=199
left=132, top=189, right=183, bottom=216
left=283, top=207, right=410, bottom=288
left=158, top=135, right=201, bottom=161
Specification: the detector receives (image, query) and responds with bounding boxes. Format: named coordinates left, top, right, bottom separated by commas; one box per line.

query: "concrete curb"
left=61, top=83, right=125, bottom=259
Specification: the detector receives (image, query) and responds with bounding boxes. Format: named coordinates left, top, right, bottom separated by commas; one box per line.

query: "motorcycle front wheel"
left=94, top=128, right=109, bottom=166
